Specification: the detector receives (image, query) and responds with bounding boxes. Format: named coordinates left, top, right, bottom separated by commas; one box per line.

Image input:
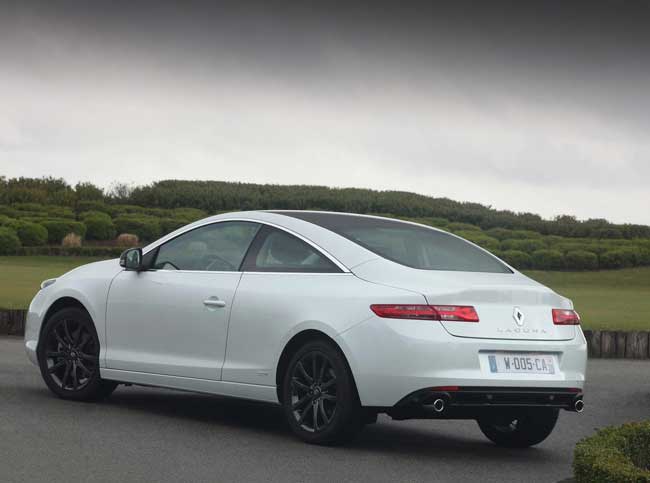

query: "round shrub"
left=82, top=212, right=116, bottom=240
left=12, top=220, right=48, bottom=246
left=600, top=249, right=638, bottom=269
left=501, top=250, right=533, bottom=269
left=532, top=249, right=565, bottom=270
left=565, top=250, right=599, bottom=270
left=39, top=219, right=87, bottom=244
left=503, top=239, right=546, bottom=253
left=574, top=421, right=650, bottom=483
left=639, top=249, right=650, bottom=266
left=0, top=226, right=21, bottom=254
left=114, top=215, right=161, bottom=242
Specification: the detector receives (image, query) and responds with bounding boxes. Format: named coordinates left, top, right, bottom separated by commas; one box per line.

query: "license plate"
left=487, top=353, right=555, bottom=375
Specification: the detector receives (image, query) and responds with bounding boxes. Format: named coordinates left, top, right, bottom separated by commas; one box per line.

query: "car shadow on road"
left=98, top=386, right=554, bottom=462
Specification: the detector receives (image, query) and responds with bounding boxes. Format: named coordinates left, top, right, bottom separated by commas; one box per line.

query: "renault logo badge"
left=513, top=307, right=525, bottom=326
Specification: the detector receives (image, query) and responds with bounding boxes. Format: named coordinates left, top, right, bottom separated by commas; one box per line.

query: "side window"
left=153, top=221, right=260, bottom=271
left=243, top=227, right=341, bottom=273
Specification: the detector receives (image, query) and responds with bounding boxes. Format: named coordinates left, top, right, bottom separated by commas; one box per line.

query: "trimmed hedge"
left=11, top=220, right=48, bottom=246
left=600, top=249, right=639, bottom=269
left=501, top=250, right=533, bottom=269
left=565, top=250, right=599, bottom=271
left=82, top=212, right=116, bottom=240
left=39, top=219, right=87, bottom=244
left=532, top=249, right=565, bottom=270
left=17, top=246, right=123, bottom=257
left=501, top=238, right=546, bottom=253
left=0, top=226, right=21, bottom=254
left=574, top=421, right=650, bottom=482
left=113, top=215, right=161, bottom=242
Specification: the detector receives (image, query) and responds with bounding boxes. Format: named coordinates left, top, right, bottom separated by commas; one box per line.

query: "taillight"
left=370, top=304, right=479, bottom=322
left=552, top=309, right=581, bottom=325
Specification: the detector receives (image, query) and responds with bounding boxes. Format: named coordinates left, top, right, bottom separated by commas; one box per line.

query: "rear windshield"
left=275, top=212, right=512, bottom=274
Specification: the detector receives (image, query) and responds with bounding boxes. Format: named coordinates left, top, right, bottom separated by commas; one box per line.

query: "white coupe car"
left=25, top=211, right=587, bottom=446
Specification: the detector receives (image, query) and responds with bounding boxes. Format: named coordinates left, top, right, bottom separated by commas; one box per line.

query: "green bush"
left=485, top=228, right=515, bottom=241
left=76, top=200, right=111, bottom=214
left=501, top=250, right=533, bottom=269
left=565, top=250, right=599, bottom=270
left=532, top=249, right=565, bottom=270
left=160, top=218, right=188, bottom=235
left=574, top=421, right=650, bottom=483
left=447, top=222, right=481, bottom=232
left=114, top=215, right=161, bottom=242
left=39, top=219, right=87, bottom=244
left=17, top=245, right=123, bottom=257
left=501, top=238, right=546, bottom=253
left=455, top=231, right=500, bottom=251
left=10, top=220, right=48, bottom=246
left=0, top=226, right=21, bottom=254
left=83, top=213, right=116, bottom=240
left=600, top=249, right=639, bottom=269
left=45, top=205, right=75, bottom=219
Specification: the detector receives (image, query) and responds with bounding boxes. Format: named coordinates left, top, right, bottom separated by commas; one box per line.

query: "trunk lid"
left=353, top=259, right=576, bottom=341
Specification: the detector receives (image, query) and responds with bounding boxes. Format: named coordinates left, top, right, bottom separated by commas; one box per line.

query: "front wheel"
left=281, top=339, right=362, bottom=445
left=477, top=408, right=559, bottom=448
left=37, top=307, right=117, bottom=401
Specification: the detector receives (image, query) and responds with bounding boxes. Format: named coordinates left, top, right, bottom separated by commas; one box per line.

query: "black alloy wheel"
left=290, top=351, right=338, bottom=432
left=38, top=307, right=117, bottom=401
left=282, top=339, right=362, bottom=444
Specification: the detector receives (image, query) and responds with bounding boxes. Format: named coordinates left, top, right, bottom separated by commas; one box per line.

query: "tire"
left=37, top=307, right=118, bottom=401
left=281, top=339, right=362, bottom=445
left=477, top=408, right=559, bottom=448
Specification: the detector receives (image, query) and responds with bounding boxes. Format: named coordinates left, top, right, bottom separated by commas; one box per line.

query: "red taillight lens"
left=370, top=304, right=479, bottom=322
left=552, top=309, right=581, bottom=325
left=430, top=305, right=480, bottom=322
left=370, top=304, right=439, bottom=320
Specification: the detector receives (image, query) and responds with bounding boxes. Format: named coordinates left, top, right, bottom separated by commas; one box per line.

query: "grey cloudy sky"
left=1, top=1, right=649, bottom=224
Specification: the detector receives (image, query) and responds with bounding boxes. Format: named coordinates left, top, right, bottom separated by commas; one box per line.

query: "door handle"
left=203, top=298, right=226, bottom=308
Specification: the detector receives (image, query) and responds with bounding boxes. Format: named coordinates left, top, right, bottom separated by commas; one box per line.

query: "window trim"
left=149, top=220, right=262, bottom=273
left=241, top=225, right=343, bottom=274
left=141, top=218, right=349, bottom=274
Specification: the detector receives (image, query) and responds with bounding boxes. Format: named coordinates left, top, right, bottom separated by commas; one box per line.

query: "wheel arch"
left=275, top=329, right=359, bottom=404
left=38, top=297, right=91, bottom=346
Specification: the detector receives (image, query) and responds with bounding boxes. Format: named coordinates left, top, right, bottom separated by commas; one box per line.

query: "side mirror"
left=120, top=248, right=143, bottom=271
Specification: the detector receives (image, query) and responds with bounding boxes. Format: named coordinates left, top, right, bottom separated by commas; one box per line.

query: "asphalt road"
left=1, top=337, right=649, bottom=483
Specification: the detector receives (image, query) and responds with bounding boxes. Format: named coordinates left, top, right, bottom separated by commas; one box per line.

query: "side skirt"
left=101, top=368, right=279, bottom=404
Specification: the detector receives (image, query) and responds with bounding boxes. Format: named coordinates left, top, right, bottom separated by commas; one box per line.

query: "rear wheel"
left=37, top=307, right=117, bottom=401
left=281, top=339, right=362, bottom=444
left=477, top=408, right=559, bottom=448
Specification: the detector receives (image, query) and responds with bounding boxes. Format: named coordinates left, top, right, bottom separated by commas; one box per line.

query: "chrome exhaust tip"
left=432, top=398, right=445, bottom=413
left=574, top=399, right=584, bottom=413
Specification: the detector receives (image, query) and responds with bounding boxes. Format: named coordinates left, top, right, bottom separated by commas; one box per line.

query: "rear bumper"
left=336, top=316, right=588, bottom=407
left=388, top=386, right=584, bottom=420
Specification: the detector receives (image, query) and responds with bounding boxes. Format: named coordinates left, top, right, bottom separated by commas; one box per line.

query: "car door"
left=223, top=225, right=346, bottom=386
left=105, top=221, right=260, bottom=380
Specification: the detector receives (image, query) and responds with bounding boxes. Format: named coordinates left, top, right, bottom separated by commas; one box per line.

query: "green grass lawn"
left=524, top=268, right=650, bottom=331
left=0, top=256, right=104, bottom=310
left=0, top=256, right=648, bottom=331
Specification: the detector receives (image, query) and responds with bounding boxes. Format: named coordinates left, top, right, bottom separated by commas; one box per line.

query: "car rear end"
left=276, top=211, right=587, bottom=421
